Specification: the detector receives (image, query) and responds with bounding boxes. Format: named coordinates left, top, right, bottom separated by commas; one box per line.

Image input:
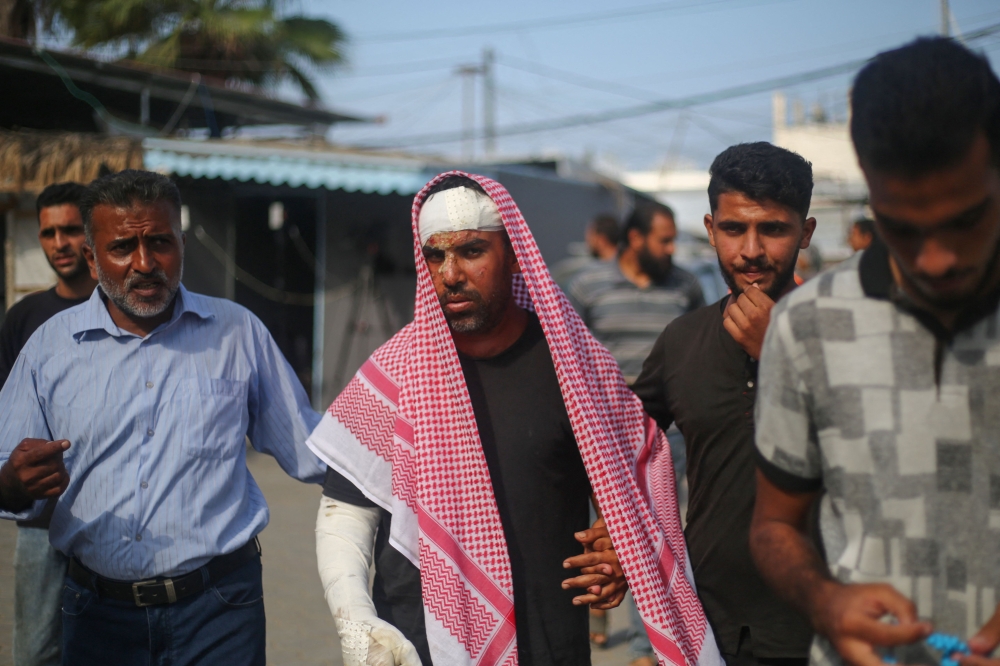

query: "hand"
left=0, top=439, right=71, bottom=512
left=561, top=518, right=627, bottom=610
left=368, top=617, right=422, bottom=666
left=722, top=284, right=775, bottom=360
left=811, top=581, right=931, bottom=666
left=959, top=604, right=1000, bottom=666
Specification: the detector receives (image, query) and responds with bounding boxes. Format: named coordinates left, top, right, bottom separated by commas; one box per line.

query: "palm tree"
left=41, top=0, right=345, bottom=101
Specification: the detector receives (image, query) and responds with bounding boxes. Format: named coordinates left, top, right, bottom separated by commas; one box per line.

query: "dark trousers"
left=61, top=554, right=266, bottom=666
left=722, top=627, right=809, bottom=666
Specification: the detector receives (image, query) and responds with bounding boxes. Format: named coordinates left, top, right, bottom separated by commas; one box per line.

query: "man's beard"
left=638, top=245, right=672, bottom=283
left=46, top=252, right=89, bottom=282
left=719, top=252, right=798, bottom=300
left=439, top=271, right=512, bottom=335
left=96, top=263, right=182, bottom=318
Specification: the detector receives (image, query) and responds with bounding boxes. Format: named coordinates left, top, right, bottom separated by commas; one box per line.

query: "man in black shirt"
left=308, top=173, right=715, bottom=666
left=0, top=181, right=95, bottom=666
left=315, top=175, right=625, bottom=666
left=632, top=143, right=817, bottom=666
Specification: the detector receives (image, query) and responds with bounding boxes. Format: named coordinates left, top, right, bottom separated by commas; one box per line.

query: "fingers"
left=17, top=439, right=70, bottom=465
left=31, top=470, right=68, bottom=496
left=574, top=526, right=610, bottom=547
left=565, top=551, right=615, bottom=569
left=957, top=655, right=1000, bottom=666
left=835, top=638, right=895, bottom=666
left=726, top=301, right=752, bottom=331
left=741, top=283, right=775, bottom=309
left=969, top=605, right=1000, bottom=655
left=591, top=589, right=627, bottom=610
left=563, top=573, right=611, bottom=592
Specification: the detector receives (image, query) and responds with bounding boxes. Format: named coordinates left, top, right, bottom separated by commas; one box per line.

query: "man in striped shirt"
left=568, top=201, right=705, bottom=383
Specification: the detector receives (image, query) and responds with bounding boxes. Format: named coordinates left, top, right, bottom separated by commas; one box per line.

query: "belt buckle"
left=132, top=578, right=176, bottom=607
left=131, top=579, right=158, bottom=607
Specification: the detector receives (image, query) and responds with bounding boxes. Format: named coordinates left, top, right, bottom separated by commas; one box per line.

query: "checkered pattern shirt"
left=755, top=244, right=1000, bottom=666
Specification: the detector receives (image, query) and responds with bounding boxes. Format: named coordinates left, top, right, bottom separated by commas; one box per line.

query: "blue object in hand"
left=926, top=632, right=971, bottom=666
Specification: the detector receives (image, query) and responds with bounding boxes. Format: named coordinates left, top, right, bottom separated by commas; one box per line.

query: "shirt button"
left=146, top=382, right=154, bottom=389
left=147, top=428, right=154, bottom=436
left=747, top=381, right=754, bottom=388
left=135, top=535, right=143, bottom=542
left=140, top=481, right=148, bottom=489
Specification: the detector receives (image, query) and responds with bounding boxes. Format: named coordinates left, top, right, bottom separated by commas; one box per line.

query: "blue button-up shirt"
left=0, top=285, right=325, bottom=579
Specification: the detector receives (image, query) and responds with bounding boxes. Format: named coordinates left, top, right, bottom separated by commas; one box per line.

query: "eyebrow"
left=422, top=238, right=491, bottom=252
left=876, top=197, right=991, bottom=231
left=715, top=219, right=793, bottom=226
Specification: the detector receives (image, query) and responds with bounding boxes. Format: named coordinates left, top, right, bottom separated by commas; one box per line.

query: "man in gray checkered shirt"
left=749, top=38, right=1000, bottom=666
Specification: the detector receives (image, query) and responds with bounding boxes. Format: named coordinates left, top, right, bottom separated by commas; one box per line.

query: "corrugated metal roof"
left=143, top=138, right=431, bottom=195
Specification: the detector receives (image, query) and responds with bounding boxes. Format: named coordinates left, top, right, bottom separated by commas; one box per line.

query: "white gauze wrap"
left=315, top=496, right=421, bottom=666
left=418, top=185, right=504, bottom=245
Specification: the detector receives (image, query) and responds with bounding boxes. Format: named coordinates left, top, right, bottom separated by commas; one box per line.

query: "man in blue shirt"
left=0, top=170, right=325, bottom=665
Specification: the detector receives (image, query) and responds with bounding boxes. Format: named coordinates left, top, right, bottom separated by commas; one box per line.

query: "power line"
left=358, top=21, right=1000, bottom=149
left=498, top=54, right=660, bottom=102
left=361, top=58, right=866, bottom=148
left=354, top=0, right=788, bottom=44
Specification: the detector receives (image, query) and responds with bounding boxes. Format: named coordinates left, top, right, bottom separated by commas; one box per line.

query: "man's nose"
left=54, top=230, right=70, bottom=249
left=440, top=254, right=463, bottom=285
left=915, top=235, right=958, bottom=277
left=741, top=230, right=764, bottom=259
left=133, top=241, right=157, bottom=273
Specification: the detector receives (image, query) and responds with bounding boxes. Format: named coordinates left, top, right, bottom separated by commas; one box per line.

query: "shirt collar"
left=71, top=284, right=214, bottom=340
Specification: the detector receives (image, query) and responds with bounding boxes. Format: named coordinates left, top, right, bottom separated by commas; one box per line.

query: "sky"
left=285, top=0, right=1000, bottom=171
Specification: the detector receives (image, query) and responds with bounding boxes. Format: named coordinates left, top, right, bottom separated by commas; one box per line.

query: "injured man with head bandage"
left=306, top=172, right=722, bottom=666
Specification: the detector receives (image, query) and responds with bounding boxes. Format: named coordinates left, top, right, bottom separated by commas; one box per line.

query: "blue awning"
left=143, top=139, right=432, bottom=195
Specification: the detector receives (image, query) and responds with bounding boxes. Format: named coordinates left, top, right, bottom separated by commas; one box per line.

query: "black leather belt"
left=68, top=538, right=260, bottom=607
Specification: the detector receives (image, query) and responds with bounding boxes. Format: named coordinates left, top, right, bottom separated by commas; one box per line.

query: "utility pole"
left=482, top=48, right=497, bottom=158
left=456, top=64, right=482, bottom=161
left=940, top=0, right=950, bottom=36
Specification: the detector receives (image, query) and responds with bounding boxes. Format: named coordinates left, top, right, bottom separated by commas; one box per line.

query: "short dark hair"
left=853, top=217, right=875, bottom=236
left=590, top=214, right=619, bottom=245
left=423, top=174, right=488, bottom=199
left=80, top=169, right=182, bottom=242
left=851, top=37, right=1000, bottom=175
left=36, top=182, right=88, bottom=218
left=623, top=201, right=674, bottom=240
left=708, top=142, right=813, bottom=219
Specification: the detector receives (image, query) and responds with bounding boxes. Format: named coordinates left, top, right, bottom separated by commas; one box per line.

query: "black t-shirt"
left=0, top=287, right=90, bottom=529
left=324, top=313, right=593, bottom=666
left=631, top=299, right=813, bottom=658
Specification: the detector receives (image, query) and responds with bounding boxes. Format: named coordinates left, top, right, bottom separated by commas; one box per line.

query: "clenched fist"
left=0, top=438, right=71, bottom=512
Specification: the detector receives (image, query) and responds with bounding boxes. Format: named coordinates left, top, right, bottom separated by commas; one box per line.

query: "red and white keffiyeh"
left=307, top=172, right=721, bottom=666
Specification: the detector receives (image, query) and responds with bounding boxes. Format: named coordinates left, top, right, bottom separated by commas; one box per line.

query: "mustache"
left=125, top=269, right=169, bottom=290
left=732, top=258, right=776, bottom=273
left=438, top=286, right=484, bottom=310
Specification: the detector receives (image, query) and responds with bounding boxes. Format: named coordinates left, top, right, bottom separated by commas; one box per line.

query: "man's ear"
left=83, top=243, right=97, bottom=281
left=508, top=246, right=522, bottom=275
left=800, top=217, right=818, bottom=249
left=704, top=214, right=717, bottom=248
left=627, top=227, right=645, bottom=251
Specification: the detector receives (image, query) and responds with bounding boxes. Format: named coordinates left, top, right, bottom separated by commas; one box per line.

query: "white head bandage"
left=418, top=186, right=504, bottom=245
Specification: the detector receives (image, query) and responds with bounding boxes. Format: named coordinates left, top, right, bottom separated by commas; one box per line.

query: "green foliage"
left=42, top=0, right=345, bottom=100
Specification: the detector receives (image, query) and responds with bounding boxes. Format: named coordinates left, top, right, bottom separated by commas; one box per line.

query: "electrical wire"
left=354, top=0, right=789, bottom=43
left=357, top=21, right=1000, bottom=150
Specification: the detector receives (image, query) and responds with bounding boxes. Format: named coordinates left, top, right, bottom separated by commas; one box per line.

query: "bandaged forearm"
left=315, top=496, right=421, bottom=666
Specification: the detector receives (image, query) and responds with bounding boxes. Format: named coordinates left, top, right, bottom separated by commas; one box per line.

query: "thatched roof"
left=0, top=130, right=143, bottom=193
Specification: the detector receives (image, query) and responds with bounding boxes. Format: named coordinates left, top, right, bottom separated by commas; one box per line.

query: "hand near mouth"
left=723, top=283, right=775, bottom=360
